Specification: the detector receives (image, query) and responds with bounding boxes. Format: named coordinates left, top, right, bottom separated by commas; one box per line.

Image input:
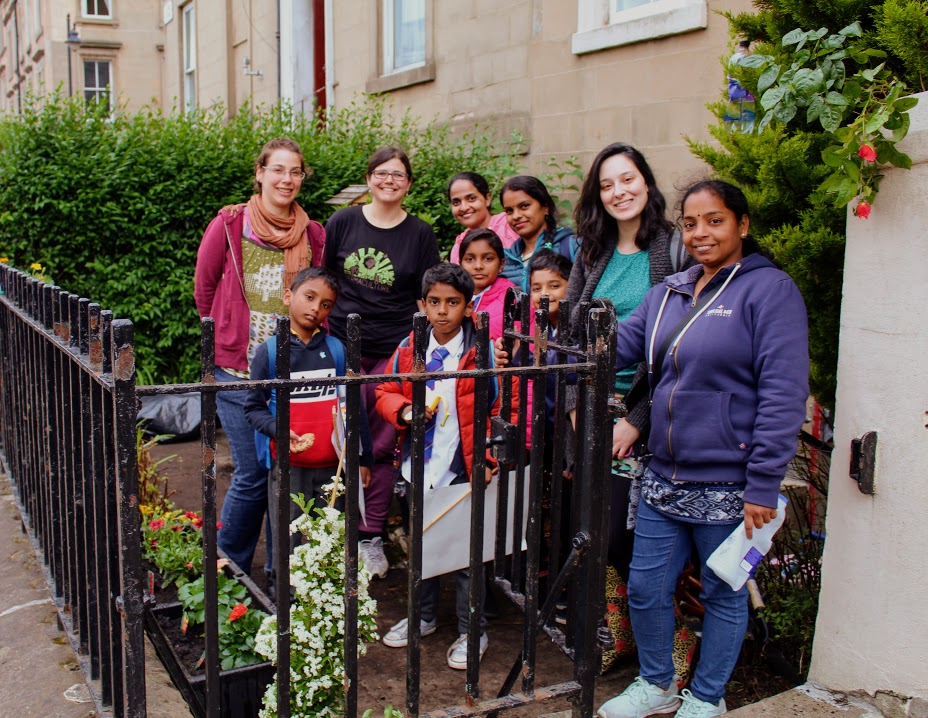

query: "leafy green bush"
left=0, top=92, right=523, bottom=383
left=690, top=0, right=923, bottom=409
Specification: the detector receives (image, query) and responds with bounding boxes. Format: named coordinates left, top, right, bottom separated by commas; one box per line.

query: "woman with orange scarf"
left=194, top=137, right=325, bottom=581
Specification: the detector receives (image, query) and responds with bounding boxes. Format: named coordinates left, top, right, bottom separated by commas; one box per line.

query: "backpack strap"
left=324, top=335, right=346, bottom=376
left=255, top=334, right=278, bottom=470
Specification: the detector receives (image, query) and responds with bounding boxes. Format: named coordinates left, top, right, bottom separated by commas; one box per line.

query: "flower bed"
left=144, top=559, right=275, bottom=718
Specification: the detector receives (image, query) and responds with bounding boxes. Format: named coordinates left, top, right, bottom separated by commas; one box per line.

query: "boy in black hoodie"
left=245, top=267, right=372, bottom=556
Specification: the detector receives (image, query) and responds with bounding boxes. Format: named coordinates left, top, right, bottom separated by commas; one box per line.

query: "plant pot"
left=144, top=561, right=275, bottom=718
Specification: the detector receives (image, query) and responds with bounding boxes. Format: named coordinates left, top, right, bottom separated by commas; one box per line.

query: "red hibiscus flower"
left=148, top=519, right=165, bottom=531
left=228, top=604, right=248, bottom=622
left=855, top=200, right=872, bottom=219
left=857, top=144, right=877, bottom=162
left=607, top=603, right=619, bottom=613
left=615, top=585, right=628, bottom=597
left=619, top=617, right=632, bottom=629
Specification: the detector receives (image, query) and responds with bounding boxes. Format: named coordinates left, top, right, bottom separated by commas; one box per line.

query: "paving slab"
left=726, top=683, right=887, bottom=718
left=0, top=467, right=192, bottom=718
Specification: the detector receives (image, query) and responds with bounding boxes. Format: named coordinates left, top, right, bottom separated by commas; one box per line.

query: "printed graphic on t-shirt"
left=343, top=247, right=396, bottom=291
left=291, top=368, right=338, bottom=403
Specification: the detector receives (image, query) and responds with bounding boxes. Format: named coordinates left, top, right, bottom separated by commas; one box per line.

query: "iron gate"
left=0, top=264, right=617, bottom=718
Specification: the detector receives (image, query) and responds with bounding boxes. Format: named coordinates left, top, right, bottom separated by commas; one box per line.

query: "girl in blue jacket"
left=598, top=181, right=809, bottom=718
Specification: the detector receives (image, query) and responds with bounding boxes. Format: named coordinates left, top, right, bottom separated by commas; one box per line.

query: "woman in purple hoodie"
left=597, top=181, right=809, bottom=718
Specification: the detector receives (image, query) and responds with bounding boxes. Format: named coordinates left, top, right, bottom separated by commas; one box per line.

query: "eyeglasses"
left=370, top=169, right=410, bottom=183
left=262, top=165, right=307, bottom=180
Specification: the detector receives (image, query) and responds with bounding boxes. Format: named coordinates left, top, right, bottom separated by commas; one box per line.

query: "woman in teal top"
left=564, top=142, right=695, bottom=674
left=499, top=175, right=577, bottom=290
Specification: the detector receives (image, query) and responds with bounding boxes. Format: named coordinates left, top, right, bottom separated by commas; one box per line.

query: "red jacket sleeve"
left=374, top=349, right=411, bottom=429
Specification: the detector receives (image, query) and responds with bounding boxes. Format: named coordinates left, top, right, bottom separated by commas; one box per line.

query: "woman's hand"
left=612, top=418, right=641, bottom=459
left=743, top=502, right=777, bottom=539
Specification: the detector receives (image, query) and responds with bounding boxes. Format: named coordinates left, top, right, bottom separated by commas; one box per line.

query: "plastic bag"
left=138, top=392, right=201, bottom=442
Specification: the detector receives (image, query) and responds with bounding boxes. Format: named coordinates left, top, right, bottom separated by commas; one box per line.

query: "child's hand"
left=401, top=404, right=437, bottom=424
left=484, top=466, right=494, bottom=485
left=360, top=466, right=372, bottom=489
left=494, top=337, right=512, bottom=367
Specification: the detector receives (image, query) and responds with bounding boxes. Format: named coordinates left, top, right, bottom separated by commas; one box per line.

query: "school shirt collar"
left=427, top=326, right=465, bottom=361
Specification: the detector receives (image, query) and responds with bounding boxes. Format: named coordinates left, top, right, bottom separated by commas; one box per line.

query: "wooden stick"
left=423, top=487, right=472, bottom=533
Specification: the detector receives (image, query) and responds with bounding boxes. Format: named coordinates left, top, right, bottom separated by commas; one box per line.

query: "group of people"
left=194, top=136, right=809, bottom=717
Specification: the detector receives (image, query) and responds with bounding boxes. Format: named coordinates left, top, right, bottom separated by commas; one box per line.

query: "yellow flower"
left=0, top=257, right=8, bottom=263
left=29, top=262, right=43, bottom=271
left=38, top=275, right=46, bottom=282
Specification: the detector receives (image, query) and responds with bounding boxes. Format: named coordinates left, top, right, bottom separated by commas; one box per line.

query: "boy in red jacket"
left=375, top=263, right=499, bottom=670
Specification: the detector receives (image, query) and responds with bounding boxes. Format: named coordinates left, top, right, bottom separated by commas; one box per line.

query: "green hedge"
left=0, top=94, right=523, bottom=383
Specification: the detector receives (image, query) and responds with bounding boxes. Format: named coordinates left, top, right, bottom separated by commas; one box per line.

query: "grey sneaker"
left=597, top=676, right=681, bottom=718
left=446, top=633, right=489, bottom=670
left=382, top=617, right=438, bottom=648
left=675, top=689, right=726, bottom=717
left=359, top=537, right=389, bottom=579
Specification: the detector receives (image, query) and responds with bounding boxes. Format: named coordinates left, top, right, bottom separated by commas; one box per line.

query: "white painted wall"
left=810, top=91, right=928, bottom=700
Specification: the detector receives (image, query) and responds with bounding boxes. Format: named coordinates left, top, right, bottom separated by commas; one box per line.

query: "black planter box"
left=144, top=563, right=276, bottom=718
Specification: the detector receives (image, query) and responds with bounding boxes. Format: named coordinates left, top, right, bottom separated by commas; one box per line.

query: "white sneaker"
left=382, top=617, right=438, bottom=648
left=447, top=633, right=488, bottom=670
left=359, top=537, right=389, bottom=579
left=597, top=676, right=681, bottom=718
left=675, top=689, right=726, bottom=717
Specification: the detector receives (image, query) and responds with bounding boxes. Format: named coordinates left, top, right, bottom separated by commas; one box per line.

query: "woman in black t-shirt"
left=325, top=147, right=440, bottom=577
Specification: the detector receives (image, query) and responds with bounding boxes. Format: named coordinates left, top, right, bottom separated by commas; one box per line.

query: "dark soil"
left=149, top=434, right=800, bottom=715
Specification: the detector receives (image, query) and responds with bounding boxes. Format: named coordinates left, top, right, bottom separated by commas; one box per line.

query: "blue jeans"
left=215, top=367, right=270, bottom=576
left=628, top=499, right=747, bottom=704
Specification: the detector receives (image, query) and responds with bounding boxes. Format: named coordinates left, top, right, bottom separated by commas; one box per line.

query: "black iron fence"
left=0, top=263, right=616, bottom=718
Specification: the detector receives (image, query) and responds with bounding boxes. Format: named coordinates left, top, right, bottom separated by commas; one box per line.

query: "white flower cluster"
left=255, top=504, right=379, bottom=718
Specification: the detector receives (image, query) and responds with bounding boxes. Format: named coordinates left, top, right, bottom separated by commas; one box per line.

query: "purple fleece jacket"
left=614, top=253, right=809, bottom=509
left=194, top=205, right=326, bottom=371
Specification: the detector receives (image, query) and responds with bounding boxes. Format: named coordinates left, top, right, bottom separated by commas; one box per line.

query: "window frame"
left=366, top=0, right=434, bottom=94
left=182, top=3, right=196, bottom=114
left=83, top=0, right=113, bottom=21
left=82, top=58, right=113, bottom=110
left=572, top=0, right=708, bottom=56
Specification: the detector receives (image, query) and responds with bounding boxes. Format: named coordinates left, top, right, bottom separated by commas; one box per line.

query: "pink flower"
left=855, top=200, right=872, bottom=219
left=858, top=144, right=877, bottom=162
left=148, top=519, right=165, bottom=531
left=228, top=604, right=248, bottom=622
left=216, top=522, right=223, bottom=529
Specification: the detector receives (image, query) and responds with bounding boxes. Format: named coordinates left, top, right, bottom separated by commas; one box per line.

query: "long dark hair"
left=574, top=143, right=671, bottom=270
left=679, top=180, right=773, bottom=260
left=499, top=175, right=558, bottom=241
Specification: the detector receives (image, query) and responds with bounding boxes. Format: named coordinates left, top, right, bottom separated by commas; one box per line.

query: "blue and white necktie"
left=423, top=346, right=450, bottom=460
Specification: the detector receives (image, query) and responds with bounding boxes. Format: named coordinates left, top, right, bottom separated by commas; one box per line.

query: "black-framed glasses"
left=262, top=165, right=307, bottom=180
left=370, top=169, right=410, bottom=183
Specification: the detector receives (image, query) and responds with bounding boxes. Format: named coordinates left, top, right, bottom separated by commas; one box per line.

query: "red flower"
left=615, top=584, right=628, bottom=597
left=216, top=522, right=223, bottom=529
left=149, top=539, right=158, bottom=548
left=185, top=511, right=200, bottom=522
left=148, top=519, right=165, bottom=531
left=619, top=617, right=632, bottom=629
left=858, top=144, right=877, bottom=162
left=171, top=524, right=184, bottom=531
left=228, top=604, right=248, bottom=622
left=855, top=200, right=872, bottom=219
left=186, top=562, right=194, bottom=569
left=193, top=516, right=203, bottom=529
left=606, top=603, right=619, bottom=613
left=614, top=639, right=630, bottom=653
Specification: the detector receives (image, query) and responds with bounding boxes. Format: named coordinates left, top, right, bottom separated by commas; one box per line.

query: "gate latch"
left=489, top=417, right=519, bottom=468
left=849, top=431, right=877, bottom=495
